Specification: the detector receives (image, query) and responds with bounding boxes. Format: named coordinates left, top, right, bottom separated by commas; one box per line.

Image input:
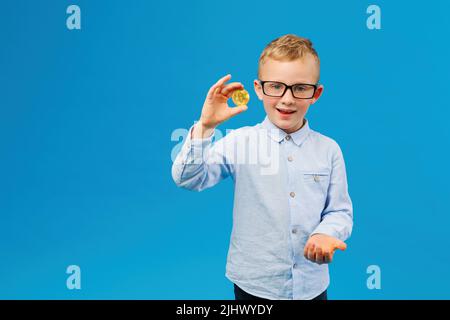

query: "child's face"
left=254, top=55, right=324, bottom=134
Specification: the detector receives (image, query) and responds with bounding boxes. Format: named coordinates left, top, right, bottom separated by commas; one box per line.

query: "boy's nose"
left=280, top=87, right=296, bottom=104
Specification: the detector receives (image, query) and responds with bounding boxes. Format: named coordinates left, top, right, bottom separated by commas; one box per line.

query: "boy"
left=171, top=34, right=353, bottom=300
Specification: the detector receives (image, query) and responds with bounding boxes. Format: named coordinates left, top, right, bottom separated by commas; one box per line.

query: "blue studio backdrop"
left=1, top=0, right=449, bottom=299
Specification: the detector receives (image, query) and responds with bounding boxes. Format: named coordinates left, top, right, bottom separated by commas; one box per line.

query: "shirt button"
left=287, top=156, right=293, bottom=162
left=292, top=228, right=297, bottom=234
left=293, top=263, right=298, bottom=268
left=285, top=135, right=291, bottom=141
left=290, top=192, right=295, bottom=198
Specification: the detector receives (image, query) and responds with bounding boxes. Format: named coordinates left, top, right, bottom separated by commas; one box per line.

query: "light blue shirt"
left=171, top=116, right=353, bottom=300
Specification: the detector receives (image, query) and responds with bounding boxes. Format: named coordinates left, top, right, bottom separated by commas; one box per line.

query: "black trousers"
left=234, top=284, right=328, bottom=300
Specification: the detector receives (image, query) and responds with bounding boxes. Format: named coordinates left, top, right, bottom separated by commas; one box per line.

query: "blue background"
left=1, top=0, right=449, bottom=299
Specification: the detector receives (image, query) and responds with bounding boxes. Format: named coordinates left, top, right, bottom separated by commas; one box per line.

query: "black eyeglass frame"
left=258, top=80, right=319, bottom=99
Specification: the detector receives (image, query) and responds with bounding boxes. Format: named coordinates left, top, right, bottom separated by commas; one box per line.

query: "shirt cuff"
left=187, top=123, right=214, bottom=147
left=183, top=123, right=214, bottom=164
left=310, top=224, right=342, bottom=241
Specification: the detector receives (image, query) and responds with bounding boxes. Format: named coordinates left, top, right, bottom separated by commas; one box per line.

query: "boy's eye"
left=269, top=83, right=283, bottom=90
left=293, top=85, right=307, bottom=92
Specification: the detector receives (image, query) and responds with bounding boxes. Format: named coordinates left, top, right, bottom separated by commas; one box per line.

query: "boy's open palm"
left=303, top=234, right=347, bottom=265
left=199, top=74, right=248, bottom=129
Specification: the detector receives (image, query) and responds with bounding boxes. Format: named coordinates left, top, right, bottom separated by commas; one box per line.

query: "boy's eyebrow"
left=265, top=79, right=317, bottom=85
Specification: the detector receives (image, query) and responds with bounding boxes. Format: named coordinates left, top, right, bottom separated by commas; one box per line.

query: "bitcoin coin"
left=232, top=89, right=250, bottom=106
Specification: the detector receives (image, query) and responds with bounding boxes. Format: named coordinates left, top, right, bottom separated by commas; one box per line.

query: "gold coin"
left=232, top=89, right=250, bottom=106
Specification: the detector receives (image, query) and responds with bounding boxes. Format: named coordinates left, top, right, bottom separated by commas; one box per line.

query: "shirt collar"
left=261, top=115, right=311, bottom=146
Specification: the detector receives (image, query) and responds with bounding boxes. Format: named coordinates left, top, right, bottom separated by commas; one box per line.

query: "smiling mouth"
left=276, top=107, right=296, bottom=115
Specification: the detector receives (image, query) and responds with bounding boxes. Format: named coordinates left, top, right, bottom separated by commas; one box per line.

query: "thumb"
left=334, top=239, right=347, bottom=251
left=227, top=105, right=248, bottom=118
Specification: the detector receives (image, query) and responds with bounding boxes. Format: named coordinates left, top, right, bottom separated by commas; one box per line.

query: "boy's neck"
left=282, top=118, right=306, bottom=134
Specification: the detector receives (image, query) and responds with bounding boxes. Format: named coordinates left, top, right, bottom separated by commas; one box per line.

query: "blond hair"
left=257, top=34, right=320, bottom=81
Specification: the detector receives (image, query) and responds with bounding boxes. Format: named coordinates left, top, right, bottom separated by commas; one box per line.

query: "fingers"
left=323, top=251, right=333, bottom=264
left=221, top=82, right=244, bottom=98
left=334, top=240, right=347, bottom=251
left=216, top=73, right=232, bottom=86
left=304, top=242, right=332, bottom=265
left=203, top=74, right=247, bottom=122
left=315, top=247, right=324, bottom=265
left=226, top=104, right=248, bottom=118
left=307, top=244, right=315, bottom=262
left=207, top=74, right=232, bottom=99
left=303, top=236, right=346, bottom=265
left=304, top=241, right=315, bottom=262
left=303, top=243, right=309, bottom=258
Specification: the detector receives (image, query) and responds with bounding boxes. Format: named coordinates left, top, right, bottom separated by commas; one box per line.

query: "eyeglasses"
left=259, top=80, right=318, bottom=99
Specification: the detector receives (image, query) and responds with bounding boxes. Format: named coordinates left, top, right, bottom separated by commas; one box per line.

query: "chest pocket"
left=301, top=171, right=331, bottom=195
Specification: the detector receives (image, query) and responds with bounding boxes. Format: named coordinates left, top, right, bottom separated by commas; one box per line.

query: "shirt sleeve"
left=171, top=123, right=235, bottom=192
left=311, top=142, right=354, bottom=242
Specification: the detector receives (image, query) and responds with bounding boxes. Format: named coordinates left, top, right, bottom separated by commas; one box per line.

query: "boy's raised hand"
left=193, top=74, right=248, bottom=139
left=303, top=234, right=347, bottom=265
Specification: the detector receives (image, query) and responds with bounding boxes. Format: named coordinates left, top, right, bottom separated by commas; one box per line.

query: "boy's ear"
left=311, top=84, right=324, bottom=105
left=253, top=79, right=263, bottom=100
